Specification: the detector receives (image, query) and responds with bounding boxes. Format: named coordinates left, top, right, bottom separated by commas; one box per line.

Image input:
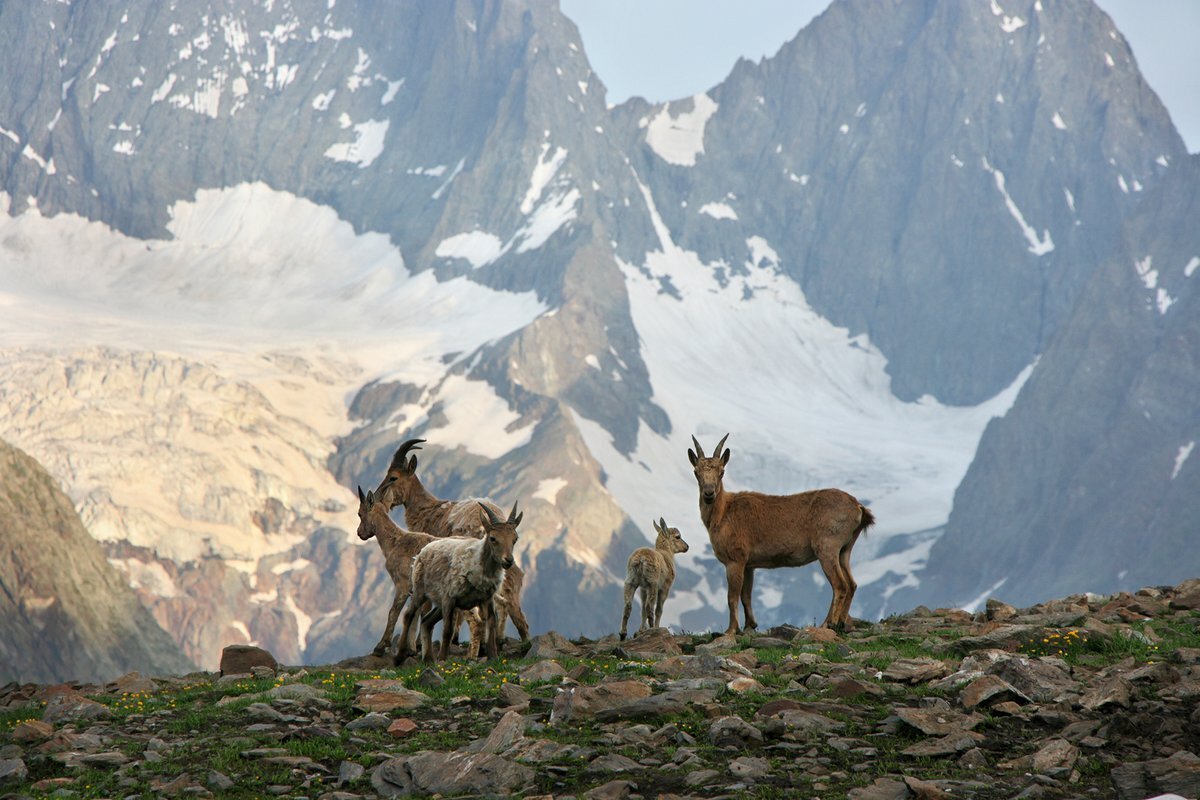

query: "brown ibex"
left=376, top=438, right=530, bottom=644
left=688, top=433, right=874, bottom=634
left=396, top=501, right=522, bottom=663
left=620, top=517, right=689, bottom=640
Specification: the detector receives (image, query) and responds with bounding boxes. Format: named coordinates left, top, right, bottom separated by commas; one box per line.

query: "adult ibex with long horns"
left=688, top=433, right=874, bottom=634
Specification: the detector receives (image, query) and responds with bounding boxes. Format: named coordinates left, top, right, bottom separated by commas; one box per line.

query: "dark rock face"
left=0, top=439, right=193, bottom=683
left=899, top=158, right=1200, bottom=611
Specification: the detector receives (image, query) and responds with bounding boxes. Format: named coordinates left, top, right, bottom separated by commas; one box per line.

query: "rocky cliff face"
left=0, top=0, right=1196, bottom=664
left=896, top=155, right=1200, bottom=611
left=0, top=438, right=193, bottom=684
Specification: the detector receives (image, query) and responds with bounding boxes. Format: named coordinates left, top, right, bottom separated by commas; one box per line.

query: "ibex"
left=688, top=434, right=874, bottom=634
left=355, top=480, right=483, bottom=658
left=377, top=438, right=531, bottom=644
left=396, top=501, right=522, bottom=663
left=620, top=517, right=689, bottom=640
left=356, top=482, right=436, bottom=656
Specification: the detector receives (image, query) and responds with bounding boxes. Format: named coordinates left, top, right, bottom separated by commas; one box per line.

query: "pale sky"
left=561, top=0, right=1200, bottom=153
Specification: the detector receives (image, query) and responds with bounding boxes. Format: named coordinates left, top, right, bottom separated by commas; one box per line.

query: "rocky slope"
left=0, top=439, right=193, bottom=684
left=0, top=579, right=1198, bottom=798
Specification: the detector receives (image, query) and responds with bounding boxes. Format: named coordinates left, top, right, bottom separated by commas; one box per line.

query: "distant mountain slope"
left=0, top=438, right=194, bottom=684
left=895, top=155, right=1200, bottom=611
left=0, top=0, right=1196, bottom=658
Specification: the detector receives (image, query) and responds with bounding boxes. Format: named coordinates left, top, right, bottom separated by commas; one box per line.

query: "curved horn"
left=479, top=502, right=502, bottom=527
left=691, top=435, right=706, bottom=459
left=357, top=485, right=366, bottom=503
left=507, top=500, right=522, bottom=526
left=713, top=433, right=730, bottom=456
left=388, top=438, right=426, bottom=472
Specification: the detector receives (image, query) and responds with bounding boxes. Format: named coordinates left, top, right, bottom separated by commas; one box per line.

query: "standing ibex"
left=620, top=517, right=689, bottom=640
left=355, top=480, right=484, bottom=658
left=688, top=434, right=874, bottom=634
left=396, top=501, right=522, bottom=663
left=376, top=438, right=530, bottom=644
left=356, top=482, right=437, bottom=656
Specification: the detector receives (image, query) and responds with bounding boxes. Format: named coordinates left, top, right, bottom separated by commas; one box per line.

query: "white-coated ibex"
left=355, top=480, right=484, bottom=658
left=396, top=501, right=522, bottom=663
left=377, top=438, right=531, bottom=645
left=688, top=434, right=875, bottom=634
left=620, top=517, right=689, bottom=640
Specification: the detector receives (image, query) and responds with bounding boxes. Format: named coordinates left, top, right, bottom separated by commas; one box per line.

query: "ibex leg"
left=836, top=542, right=858, bottom=630
left=740, top=567, right=757, bottom=630
left=724, top=562, right=746, bottom=635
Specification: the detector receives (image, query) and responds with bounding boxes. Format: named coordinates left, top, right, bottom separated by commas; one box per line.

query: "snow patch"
left=1185, top=257, right=1199, bottom=278
left=324, top=118, right=389, bottom=167
left=515, top=187, right=580, bottom=253
left=1173, top=442, right=1194, bottom=480
left=644, top=93, right=718, bottom=166
left=533, top=478, right=568, bottom=505
left=521, top=144, right=568, bottom=215
left=982, top=158, right=1053, bottom=255
left=962, top=576, right=1009, bottom=613
left=109, top=558, right=180, bottom=598
left=435, top=231, right=504, bottom=269
left=272, top=558, right=312, bottom=575
left=1052, top=111, right=1067, bottom=130
left=699, top=202, right=737, bottom=221
left=416, top=374, right=534, bottom=459
left=312, top=89, right=335, bottom=110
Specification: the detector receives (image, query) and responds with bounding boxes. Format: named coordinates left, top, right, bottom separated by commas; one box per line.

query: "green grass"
left=3, top=612, right=1195, bottom=799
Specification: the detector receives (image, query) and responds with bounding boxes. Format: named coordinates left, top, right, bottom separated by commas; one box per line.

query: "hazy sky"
left=561, top=0, right=1200, bottom=153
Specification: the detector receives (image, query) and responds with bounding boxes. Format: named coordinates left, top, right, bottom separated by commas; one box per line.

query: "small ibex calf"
left=620, top=517, right=689, bottom=640
left=689, top=433, right=875, bottom=634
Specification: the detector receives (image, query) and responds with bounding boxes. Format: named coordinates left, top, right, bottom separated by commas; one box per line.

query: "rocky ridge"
left=1, top=579, right=1198, bottom=799
left=0, top=438, right=193, bottom=685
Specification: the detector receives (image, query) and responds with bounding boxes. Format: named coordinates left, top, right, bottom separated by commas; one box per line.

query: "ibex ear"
left=687, top=448, right=698, bottom=466
left=407, top=455, right=418, bottom=472
left=659, top=516, right=667, bottom=531
left=652, top=518, right=662, bottom=534
left=366, top=490, right=375, bottom=504
left=720, top=448, right=730, bottom=465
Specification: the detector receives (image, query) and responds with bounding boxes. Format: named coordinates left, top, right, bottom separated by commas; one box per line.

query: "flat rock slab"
left=551, top=680, right=653, bottom=723
left=354, top=688, right=431, bottom=713
left=593, top=688, right=718, bottom=723
left=372, top=750, right=534, bottom=798
left=901, top=732, right=984, bottom=757
left=960, top=674, right=1029, bottom=709
left=895, top=707, right=984, bottom=736
left=1110, top=750, right=1200, bottom=800
left=882, top=657, right=951, bottom=683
